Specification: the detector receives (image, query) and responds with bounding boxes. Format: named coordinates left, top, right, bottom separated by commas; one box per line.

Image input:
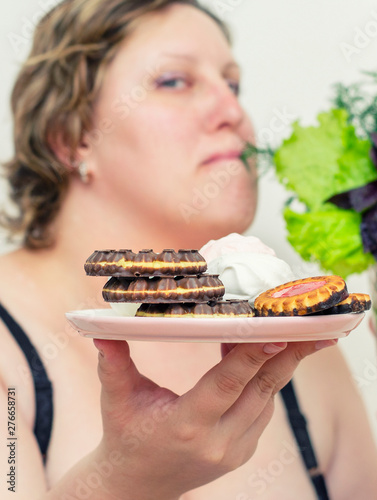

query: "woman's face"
left=85, top=4, right=257, bottom=247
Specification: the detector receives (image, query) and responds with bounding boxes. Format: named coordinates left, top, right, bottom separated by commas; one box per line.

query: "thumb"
left=93, top=339, right=141, bottom=402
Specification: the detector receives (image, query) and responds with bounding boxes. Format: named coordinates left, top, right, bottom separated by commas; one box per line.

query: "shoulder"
left=0, top=312, right=36, bottom=430
left=292, top=344, right=363, bottom=422
left=295, top=342, right=352, bottom=388
left=293, top=344, right=377, bottom=497
left=0, top=378, right=47, bottom=497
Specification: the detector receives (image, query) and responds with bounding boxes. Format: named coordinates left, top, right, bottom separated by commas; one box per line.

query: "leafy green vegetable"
left=284, top=204, right=375, bottom=278
left=268, top=76, right=377, bottom=277
left=332, top=72, right=377, bottom=137
left=274, top=109, right=377, bottom=210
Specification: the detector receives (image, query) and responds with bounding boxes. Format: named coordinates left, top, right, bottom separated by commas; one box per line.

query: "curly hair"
left=2, top=0, right=230, bottom=249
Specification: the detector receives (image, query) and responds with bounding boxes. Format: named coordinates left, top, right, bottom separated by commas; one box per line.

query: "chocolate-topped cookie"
left=311, top=293, right=371, bottom=315
left=85, top=249, right=207, bottom=277
left=135, top=300, right=254, bottom=317
left=102, top=274, right=225, bottom=303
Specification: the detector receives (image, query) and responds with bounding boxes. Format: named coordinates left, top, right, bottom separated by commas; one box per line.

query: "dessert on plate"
left=200, top=233, right=296, bottom=303
left=84, top=233, right=371, bottom=318
left=85, top=248, right=207, bottom=276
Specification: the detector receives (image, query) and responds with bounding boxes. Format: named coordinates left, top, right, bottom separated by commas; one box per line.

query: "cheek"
left=138, top=103, right=198, bottom=152
left=94, top=101, right=193, bottom=167
left=90, top=109, right=199, bottom=213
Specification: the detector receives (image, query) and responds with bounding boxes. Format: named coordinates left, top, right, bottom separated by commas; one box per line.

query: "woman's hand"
left=92, top=338, right=335, bottom=500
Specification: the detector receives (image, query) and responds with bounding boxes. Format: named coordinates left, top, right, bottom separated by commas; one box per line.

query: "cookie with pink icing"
left=254, top=275, right=348, bottom=316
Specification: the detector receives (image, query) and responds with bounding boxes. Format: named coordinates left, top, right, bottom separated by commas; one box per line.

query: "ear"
left=75, top=131, right=92, bottom=164
left=47, top=132, right=72, bottom=170
left=47, top=130, right=92, bottom=172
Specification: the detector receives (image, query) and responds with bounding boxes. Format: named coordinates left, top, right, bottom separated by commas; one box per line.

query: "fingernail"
left=315, top=339, right=338, bottom=350
left=263, top=342, right=288, bottom=354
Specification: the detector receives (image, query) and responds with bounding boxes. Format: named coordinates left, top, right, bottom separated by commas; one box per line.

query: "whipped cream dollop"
left=200, top=233, right=296, bottom=302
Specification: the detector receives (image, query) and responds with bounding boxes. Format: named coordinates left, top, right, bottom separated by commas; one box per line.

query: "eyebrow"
left=160, top=52, right=240, bottom=71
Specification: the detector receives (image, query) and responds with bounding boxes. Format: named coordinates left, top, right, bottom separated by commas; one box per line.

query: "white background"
left=1, top=0, right=377, bottom=440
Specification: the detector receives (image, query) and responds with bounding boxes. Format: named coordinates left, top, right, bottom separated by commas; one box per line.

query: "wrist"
left=95, top=441, right=182, bottom=500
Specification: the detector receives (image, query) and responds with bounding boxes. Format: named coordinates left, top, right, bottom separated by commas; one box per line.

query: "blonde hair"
left=2, top=0, right=230, bottom=249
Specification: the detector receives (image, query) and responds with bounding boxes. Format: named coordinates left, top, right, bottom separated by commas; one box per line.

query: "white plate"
left=65, top=308, right=365, bottom=343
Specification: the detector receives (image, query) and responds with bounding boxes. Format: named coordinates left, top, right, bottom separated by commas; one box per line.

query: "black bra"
left=0, top=303, right=53, bottom=463
left=281, top=380, right=330, bottom=499
left=0, top=302, right=330, bottom=499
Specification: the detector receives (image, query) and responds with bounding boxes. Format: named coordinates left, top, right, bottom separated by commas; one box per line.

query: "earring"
left=77, top=162, right=91, bottom=184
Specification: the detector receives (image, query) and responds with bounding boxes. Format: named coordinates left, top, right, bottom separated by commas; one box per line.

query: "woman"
left=0, top=1, right=376, bottom=498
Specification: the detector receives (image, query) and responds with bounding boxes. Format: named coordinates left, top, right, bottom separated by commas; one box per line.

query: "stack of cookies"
left=84, top=248, right=254, bottom=318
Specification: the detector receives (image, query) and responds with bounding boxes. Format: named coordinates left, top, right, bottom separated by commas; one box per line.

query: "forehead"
left=114, top=4, right=234, bottom=68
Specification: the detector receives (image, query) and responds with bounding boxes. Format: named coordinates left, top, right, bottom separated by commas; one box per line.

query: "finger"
left=237, top=397, right=276, bottom=463
left=221, top=343, right=238, bottom=358
left=212, top=397, right=276, bottom=472
left=221, top=339, right=338, bottom=429
left=181, top=342, right=287, bottom=424
left=227, top=397, right=276, bottom=468
left=93, top=339, right=141, bottom=403
left=260, top=339, right=338, bottom=393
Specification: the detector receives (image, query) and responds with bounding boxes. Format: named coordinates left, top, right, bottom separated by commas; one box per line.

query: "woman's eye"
left=155, top=75, right=189, bottom=90
left=227, top=79, right=240, bottom=96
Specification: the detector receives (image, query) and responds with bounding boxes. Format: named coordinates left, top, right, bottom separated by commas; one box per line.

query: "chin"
left=161, top=215, right=253, bottom=251
left=210, top=188, right=257, bottom=233
left=180, top=203, right=256, bottom=248
left=170, top=178, right=257, bottom=248
left=213, top=210, right=255, bottom=238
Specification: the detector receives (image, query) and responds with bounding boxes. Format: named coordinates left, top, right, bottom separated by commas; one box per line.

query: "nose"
left=200, top=79, right=245, bottom=133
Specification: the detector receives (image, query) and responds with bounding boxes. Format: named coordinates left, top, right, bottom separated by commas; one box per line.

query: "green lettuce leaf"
left=284, top=204, right=375, bottom=278
left=274, top=109, right=377, bottom=210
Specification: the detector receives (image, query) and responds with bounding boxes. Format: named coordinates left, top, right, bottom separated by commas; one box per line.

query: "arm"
left=0, top=385, right=47, bottom=498
left=323, top=347, right=377, bottom=499
left=51, top=338, right=332, bottom=500
left=1, top=338, right=334, bottom=499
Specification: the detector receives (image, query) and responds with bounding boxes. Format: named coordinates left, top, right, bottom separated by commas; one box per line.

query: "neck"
left=18, top=181, right=209, bottom=312
left=12, top=177, right=241, bottom=313
left=52, top=179, right=220, bottom=259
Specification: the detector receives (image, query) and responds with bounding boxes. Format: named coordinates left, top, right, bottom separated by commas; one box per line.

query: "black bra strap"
left=0, top=303, right=53, bottom=462
left=281, top=380, right=330, bottom=500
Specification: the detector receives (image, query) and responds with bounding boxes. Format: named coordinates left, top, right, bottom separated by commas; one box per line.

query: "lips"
left=202, top=150, right=243, bottom=165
